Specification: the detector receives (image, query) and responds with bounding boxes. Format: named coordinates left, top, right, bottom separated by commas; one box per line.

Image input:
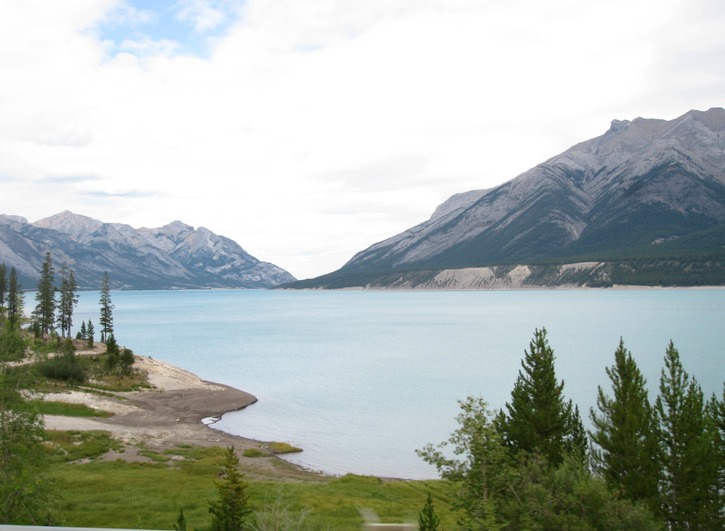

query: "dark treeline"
left=419, top=328, right=724, bottom=530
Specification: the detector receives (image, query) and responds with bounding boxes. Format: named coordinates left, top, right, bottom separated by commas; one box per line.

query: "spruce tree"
left=655, top=341, right=721, bottom=529
left=33, top=251, right=56, bottom=336
left=418, top=493, right=440, bottom=531
left=209, top=447, right=251, bottom=531
left=7, top=268, right=22, bottom=327
left=99, top=272, right=114, bottom=343
left=57, top=266, right=78, bottom=338
left=589, top=339, right=660, bottom=514
left=0, top=263, right=6, bottom=315
left=86, top=319, right=95, bottom=348
left=710, top=386, right=725, bottom=524
left=496, top=328, right=585, bottom=465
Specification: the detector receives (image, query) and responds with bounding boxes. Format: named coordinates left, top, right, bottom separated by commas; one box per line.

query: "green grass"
left=45, top=430, right=123, bottom=463
left=268, top=441, right=303, bottom=454
left=46, top=441, right=459, bottom=530
left=243, top=447, right=269, bottom=458
left=33, top=400, right=114, bottom=418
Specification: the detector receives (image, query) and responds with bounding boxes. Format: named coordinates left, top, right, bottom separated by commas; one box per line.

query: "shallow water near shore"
left=73, top=289, right=724, bottom=479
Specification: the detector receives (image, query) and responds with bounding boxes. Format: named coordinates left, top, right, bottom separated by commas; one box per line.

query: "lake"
left=71, top=288, right=724, bottom=479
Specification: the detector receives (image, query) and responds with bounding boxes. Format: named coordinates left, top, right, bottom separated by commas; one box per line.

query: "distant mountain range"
left=0, top=211, right=296, bottom=289
left=292, top=108, right=725, bottom=288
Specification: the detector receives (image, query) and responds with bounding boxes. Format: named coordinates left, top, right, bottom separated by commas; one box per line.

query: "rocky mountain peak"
left=1, top=212, right=295, bottom=289
left=607, top=119, right=632, bottom=135
left=0, top=214, right=28, bottom=224
left=160, top=220, right=195, bottom=237
left=33, top=210, right=104, bottom=242
left=303, top=108, right=725, bottom=289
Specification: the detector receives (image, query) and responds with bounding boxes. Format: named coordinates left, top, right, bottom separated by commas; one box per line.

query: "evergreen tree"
left=209, top=447, right=252, bottom=531
left=57, top=266, right=78, bottom=338
left=589, top=339, right=660, bottom=514
left=105, top=334, right=119, bottom=372
left=496, top=328, right=585, bottom=466
left=0, top=263, right=6, bottom=316
left=119, top=347, right=135, bottom=376
left=33, top=251, right=56, bottom=336
left=86, top=319, right=95, bottom=348
left=173, top=508, right=187, bottom=531
left=709, top=386, right=725, bottom=523
left=419, top=394, right=657, bottom=530
left=418, top=493, right=440, bottom=531
left=79, top=321, right=87, bottom=340
left=655, top=341, right=721, bottom=529
left=496, top=453, right=660, bottom=530
left=7, top=268, right=22, bottom=327
left=99, top=272, right=114, bottom=343
left=0, top=315, right=25, bottom=362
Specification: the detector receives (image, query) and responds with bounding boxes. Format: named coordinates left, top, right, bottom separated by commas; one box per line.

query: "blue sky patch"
left=97, top=0, right=245, bottom=58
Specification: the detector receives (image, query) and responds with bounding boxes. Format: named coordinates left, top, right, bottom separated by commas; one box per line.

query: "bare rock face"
left=300, top=108, right=725, bottom=288
left=0, top=212, right=295, bottom=289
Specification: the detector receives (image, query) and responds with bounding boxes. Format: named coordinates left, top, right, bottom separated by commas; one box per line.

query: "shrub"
left=268, top=442, right=303, bottom=454
left=242, top=448, right=268, bottom=458
left=36, top=342, right=85, bottom=384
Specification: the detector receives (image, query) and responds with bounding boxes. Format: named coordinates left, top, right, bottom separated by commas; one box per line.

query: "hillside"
left=0, top=211, right=296, bottom=289
left=292, top=108, right=725, bottom=288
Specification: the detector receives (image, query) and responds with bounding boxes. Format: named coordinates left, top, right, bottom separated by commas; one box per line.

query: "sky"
left=1, top=0, right=723, bottom=280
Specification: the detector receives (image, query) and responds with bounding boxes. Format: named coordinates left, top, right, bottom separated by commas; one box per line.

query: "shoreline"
left=42, top=354, right=322, bottom=480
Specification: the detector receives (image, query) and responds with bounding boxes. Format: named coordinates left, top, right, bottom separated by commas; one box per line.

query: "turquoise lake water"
left=72, top=289, right=724, bottom=479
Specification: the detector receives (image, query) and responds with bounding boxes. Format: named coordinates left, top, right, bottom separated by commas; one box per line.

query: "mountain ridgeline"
left=0, top=212, right=296, bottom=289
left=292, top=108, right=725, bottom=289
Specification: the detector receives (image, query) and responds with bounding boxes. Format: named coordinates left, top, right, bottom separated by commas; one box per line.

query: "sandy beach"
left=42, top=354, right=317, bottom=480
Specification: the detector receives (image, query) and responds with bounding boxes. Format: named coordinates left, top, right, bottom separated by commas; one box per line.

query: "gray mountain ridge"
left=0, top=211, right=296, bottom=289
left=292, top=107, right=725, bottom=288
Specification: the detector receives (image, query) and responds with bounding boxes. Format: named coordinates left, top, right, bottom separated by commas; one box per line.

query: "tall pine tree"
left=57, top=266, right=79, bottom=338
left=709, top=386, right=725, bottom=525
left=208, top=447, right=251, bottom=531
left=589, top=339, right=660, bottom=514
left=655, top=341, right=721, bottom=530
left=98, top=272, right=114, bottom=343
left=33, top=251, right=56, bottom=336
left=7, top=268, right=22, bottom=327
left=496, top=328, right=586, bottom=466
left=0, top=263, right=6, bottom=316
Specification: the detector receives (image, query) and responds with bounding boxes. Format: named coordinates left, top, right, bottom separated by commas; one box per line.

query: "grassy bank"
left=46, top=434, right=458, bottom=530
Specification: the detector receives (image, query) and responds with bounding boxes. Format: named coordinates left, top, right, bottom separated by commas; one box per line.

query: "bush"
left=242, top=448, right=268, bottom=458
left=0, top=324, right=26, bottom=361
left=268, top=442, right=303, bottom=454
left=37, top=352, right=86, bottom=385
left=119, top=348, right=135, bottom=376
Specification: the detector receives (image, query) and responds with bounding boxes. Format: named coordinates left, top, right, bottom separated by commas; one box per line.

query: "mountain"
left=293, top=108, right=725, bottom=289
left=0, top=211, right=296, bottom=289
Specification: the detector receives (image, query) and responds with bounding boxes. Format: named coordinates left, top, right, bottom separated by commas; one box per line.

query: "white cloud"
left=0, top=0, right=723, bottom=279
left=175, top=0, right=228, bottom=33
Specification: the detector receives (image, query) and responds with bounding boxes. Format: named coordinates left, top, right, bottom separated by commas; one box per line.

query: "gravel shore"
left=43, top=355, right=318, bottom=480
